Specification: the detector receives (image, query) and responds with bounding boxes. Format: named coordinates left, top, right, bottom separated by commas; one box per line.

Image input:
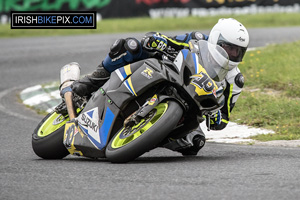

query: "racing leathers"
left=68, top=31, right=245, bottom=155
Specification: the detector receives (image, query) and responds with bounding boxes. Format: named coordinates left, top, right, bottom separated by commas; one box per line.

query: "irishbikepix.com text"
left=11, top=11, right=96, bottom=29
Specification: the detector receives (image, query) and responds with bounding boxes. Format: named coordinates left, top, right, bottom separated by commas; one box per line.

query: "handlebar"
left=153, top=49, right=177, bottom=61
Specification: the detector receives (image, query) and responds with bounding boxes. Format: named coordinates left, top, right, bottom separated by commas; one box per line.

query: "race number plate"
left=63, top=121, right=83, bottom=156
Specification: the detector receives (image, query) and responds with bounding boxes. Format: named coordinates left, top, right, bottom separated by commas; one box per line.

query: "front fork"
left=206, top=114, right=211, bottom=131
left=124, top=87, right=187, bottom=128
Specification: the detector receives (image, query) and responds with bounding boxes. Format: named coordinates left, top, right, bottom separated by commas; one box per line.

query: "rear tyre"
left=106, top=101, right=183, bottom=163
left=32, top=112, right=69, bottom=159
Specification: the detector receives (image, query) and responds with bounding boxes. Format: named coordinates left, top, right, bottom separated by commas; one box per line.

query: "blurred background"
left=2, top=0, right=300, bottom=37
left=1, top=0, right=300, bottom=22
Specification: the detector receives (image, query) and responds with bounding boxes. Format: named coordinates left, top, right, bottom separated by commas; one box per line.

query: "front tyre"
left=106, top=101, right=183, bottom=163
left=32, top=111, right=69, bottom=159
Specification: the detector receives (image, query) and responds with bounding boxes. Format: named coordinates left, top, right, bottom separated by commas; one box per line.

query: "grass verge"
left=232, top=41, right=300, bottom=141
left=2, top=13, right=300, bottom=38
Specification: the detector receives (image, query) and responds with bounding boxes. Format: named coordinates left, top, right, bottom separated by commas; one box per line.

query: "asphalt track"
left=1, top=27, right=300, bottom=200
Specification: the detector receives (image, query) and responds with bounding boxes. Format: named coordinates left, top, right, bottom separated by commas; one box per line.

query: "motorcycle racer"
left=61, top=18, right=249, bottom=156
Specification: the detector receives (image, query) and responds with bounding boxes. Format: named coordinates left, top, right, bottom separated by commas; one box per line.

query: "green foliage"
left=232, top=42, right=300, bottom=140
left=240, top=41, right=300, bottom=97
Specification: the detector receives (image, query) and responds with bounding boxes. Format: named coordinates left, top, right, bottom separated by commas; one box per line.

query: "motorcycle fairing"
left=77, top=106, right=114, bottom=150
left=63, top=120, right=106, bottom=158
left=63, top=86, right=123, bottom=157
left=115, top=64, right=133, bottom=82
left=188, top=70, right=224, bottom=112
left=104, top=59, right=170, bottom=109
left=64, top=121, right=83, bottom=156
left=104, top=50, right=212, bottom=115
left=174, top=49, right=201, bottom=75
left=172, top=48, right=224, bottom=112
left=105, top=52, right=201, bottom=110
left=189, top=64, right=219, bottom=97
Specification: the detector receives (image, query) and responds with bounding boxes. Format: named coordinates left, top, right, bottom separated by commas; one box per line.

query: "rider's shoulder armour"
left=234, top=73, right=245, bottom=88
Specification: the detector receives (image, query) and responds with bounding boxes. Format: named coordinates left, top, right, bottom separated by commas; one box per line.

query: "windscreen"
left=197, top=40, right=229, bottom=82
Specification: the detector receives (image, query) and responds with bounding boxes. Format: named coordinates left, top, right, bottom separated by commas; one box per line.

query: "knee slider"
left=124, top=38, right=141, bottom=55
left=109, top=39, right=126, bottom=59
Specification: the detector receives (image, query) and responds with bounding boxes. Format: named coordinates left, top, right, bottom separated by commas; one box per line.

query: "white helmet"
left=208, top=18, right=249, bottom=69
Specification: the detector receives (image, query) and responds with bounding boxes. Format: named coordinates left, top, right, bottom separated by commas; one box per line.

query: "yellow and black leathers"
left=210, top=68, right=244, bottom=130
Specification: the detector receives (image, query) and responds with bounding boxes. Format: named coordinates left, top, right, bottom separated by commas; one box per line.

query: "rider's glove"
left=209, top=110, right=222, bottom=130
left=143, top=33, right=168, bottom=51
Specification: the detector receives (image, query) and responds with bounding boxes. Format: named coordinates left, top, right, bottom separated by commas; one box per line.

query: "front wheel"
left=106, top=101, right=183, bottom=163
left=32, top=111, right=70, bottom=159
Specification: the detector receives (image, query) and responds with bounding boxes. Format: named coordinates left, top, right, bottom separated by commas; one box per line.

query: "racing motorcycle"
left=32, top=40, right=229, bottom=163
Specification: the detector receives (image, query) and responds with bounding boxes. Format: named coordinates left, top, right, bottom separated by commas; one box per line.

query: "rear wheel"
left=106, top=101, right=183, bottom=163
left=32, top=111, right=69, bottom=159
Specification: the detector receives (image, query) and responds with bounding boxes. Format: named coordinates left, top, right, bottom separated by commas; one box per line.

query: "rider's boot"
left=71, top=63, right=110, bottom=97
left=162, top=126, right=206, bottom=156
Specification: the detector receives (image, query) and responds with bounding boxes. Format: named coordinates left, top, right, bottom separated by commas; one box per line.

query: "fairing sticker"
left=64, top=122, right=83, bottom=156
left=116, top=64, right=132, bottom=81
left=192, top=53, right=200, bottom=74
left=116, top=69, right=125, bottom=82
left=190, top=71, right=218, bottom=97
left=181, top=49, right=189, bottom=60
left=174, top=51, right=183, bottom=72
left=141, top=67, right=153, bottom=79
left=78, top=107, right=115, bottom=150
left=174, top=50, right=199, bottom=73
left=124, top=77, right=137, bottom=96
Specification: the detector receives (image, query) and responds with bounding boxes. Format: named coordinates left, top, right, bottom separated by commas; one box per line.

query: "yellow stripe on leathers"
left=163, top=34, right=189, bottom=47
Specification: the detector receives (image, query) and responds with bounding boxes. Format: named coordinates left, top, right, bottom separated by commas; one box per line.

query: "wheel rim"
left=111, top=103, right=168, bottom=149
left=37, top=113, right=68, bottom=137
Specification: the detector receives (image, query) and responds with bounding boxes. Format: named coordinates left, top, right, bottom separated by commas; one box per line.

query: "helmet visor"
left=217, top=34, right=247, bottom=62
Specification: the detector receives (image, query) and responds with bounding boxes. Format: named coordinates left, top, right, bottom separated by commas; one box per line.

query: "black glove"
left=209, top=110, right=228, bottom=130
left=142, top=33, right=168, bottom=51
left=210, top=110, right=222, bottom=126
